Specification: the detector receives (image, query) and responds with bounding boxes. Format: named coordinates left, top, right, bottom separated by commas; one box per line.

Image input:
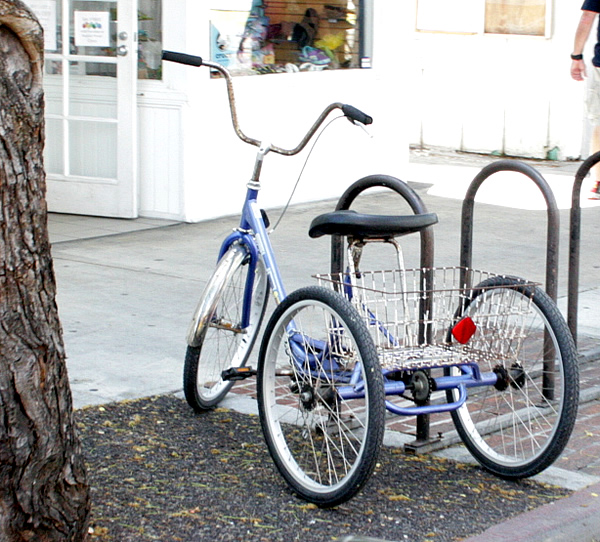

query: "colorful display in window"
left=210, top=0, right=362, bottom=76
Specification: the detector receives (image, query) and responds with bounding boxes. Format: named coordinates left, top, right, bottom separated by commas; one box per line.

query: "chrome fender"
left=186, top=244, right=247, bottom=347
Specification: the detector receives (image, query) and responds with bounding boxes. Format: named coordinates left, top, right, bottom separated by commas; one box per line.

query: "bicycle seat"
left=309, top=209, right=438, bottom=239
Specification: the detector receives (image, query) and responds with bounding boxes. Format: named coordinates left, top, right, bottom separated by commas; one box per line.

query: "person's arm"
left=572, top=10, right=598, bottom=81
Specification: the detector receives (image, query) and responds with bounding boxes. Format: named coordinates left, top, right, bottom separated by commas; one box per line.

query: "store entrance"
left=34, top=0, right=139, bottom=218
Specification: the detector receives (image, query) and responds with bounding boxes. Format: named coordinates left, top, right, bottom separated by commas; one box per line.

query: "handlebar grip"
left=342, top=104, right=373, bottom=125
left=162, top=50, right=203, bottom=67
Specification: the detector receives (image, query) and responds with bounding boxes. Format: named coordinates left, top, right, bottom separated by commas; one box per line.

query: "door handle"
left=117, top=45, right=128, bottom=56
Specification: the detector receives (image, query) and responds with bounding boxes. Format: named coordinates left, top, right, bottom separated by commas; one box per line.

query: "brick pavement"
left=229, top=339, right=600, bottom=477
left=557, top=343, right=600, bottom=477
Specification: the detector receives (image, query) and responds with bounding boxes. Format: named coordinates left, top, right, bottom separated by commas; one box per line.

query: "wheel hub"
left=298, top=384, right=316, bottom=411
left=509, top=362, right=526, bottom=389
left=493, top=365, right=509, bottom=391
left=493, top=363, right=526, bottom=391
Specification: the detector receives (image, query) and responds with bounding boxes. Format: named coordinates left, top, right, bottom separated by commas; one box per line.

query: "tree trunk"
left=0, top=1, right=91, bottom=540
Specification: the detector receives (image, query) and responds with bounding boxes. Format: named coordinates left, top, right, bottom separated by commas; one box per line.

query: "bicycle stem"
left=249, top=142, right=271, bottom=186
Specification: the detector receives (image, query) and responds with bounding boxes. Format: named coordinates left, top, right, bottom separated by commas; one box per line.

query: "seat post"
left=346, top=238, right=363, bottom=277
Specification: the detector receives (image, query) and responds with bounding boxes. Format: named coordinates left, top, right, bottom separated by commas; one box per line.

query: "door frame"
left=42, top=0, right=138, bottom=218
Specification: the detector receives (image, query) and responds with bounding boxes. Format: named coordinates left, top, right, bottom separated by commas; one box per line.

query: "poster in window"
left=210, top=6, right=272, bottom=75
left=74, top=11, right=110, bottom=47
left=23, top=0, right=57, bottom=51
left=210, top=9, right=249, bottom=71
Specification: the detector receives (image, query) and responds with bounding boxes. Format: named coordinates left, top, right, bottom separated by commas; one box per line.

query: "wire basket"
left=315, top=267, right=538, bottom=371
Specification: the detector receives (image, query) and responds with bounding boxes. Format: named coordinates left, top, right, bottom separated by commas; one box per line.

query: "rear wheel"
left=257, top=286, right=385, bottom=507
left=183, top=245, right=268, bottom=411
left=447, top=276, right=579, bottom=479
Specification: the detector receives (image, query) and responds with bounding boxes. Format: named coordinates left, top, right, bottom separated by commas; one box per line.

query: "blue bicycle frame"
left=218, top=171, right=502, bottom=418
left=215, top=145, right=288, bottom=334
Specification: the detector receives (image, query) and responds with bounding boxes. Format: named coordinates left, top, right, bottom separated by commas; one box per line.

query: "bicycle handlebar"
left=162, top=50, right=372, bottom=156
left=342, top=104, right=373, bottom=126
left=162, top=50, right=204, bottom=67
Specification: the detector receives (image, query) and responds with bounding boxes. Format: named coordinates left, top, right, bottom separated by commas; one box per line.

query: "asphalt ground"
left=77, top=394, right=571, bottom=542
left=49, top=151, right=600, bottom=541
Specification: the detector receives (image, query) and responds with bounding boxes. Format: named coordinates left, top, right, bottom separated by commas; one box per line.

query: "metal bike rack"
left=460, top=160, right=560, bottom=302
left=568, top=150, right=600, bottom=345
left=460, top=159, right=560, bottom=401
left=330, top=174, right=436, bottom=449
left=330, top=164, right=560, bottom=451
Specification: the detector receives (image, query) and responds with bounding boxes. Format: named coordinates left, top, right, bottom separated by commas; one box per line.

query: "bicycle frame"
left=169, top=49, right=499, bottom=422
left=212, top=156, right=287, bottom=338
left=288, top=346, right=498, bottom=417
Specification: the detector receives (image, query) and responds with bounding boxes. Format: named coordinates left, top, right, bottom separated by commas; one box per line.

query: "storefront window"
left=138, top=0, right=162, bottom=79
left=210, top=0, right=370, bottom=76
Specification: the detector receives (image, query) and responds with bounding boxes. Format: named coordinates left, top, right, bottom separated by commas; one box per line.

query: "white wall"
left=409, top=1, right=588, bottom=161
left=143, top=2, right=412, bottom=222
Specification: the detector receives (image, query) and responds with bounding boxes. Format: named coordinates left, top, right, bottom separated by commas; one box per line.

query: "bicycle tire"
left=446, top=276, right=579, bottom=479
left=257, top=286, right=386, bottom=507
left=183, top=244, right=269, bottom=411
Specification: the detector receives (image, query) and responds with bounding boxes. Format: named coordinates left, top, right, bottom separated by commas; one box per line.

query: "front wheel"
left=257, top=286, right=386, bottom=507
left=183, top=245, right=269, bottom=411
left=447, top=276, right=579, bottom=479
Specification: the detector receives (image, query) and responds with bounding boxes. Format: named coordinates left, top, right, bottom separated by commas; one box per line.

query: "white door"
left=37, top=0, right=138, bottom=218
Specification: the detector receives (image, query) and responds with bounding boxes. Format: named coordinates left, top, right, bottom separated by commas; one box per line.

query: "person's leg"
left=591, top=125, right=600, bottom=198
left=587, top=67, right=600, bottom=198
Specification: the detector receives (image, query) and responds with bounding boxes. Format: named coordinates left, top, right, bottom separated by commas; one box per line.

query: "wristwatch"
left=571, top=53, right=584, bottom=60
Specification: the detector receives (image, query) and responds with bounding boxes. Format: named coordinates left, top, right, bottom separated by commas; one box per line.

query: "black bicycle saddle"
left=309, top=209, right=438, bottom=240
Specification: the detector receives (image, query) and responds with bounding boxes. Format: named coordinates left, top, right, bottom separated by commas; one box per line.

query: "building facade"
left=26, top=1, right=588, bottom=221
left=26, top=0, right=410, bottom=221
left=409, top=0, right=588, bottom=161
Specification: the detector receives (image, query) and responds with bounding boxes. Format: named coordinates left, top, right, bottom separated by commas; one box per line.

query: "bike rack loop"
left=459, top=160, right=560, bottom=303
left=568, top=150, right=600, bottom=345
left=460, top=160, right=560, bottom=401
left=330, top=174, right=436, bottom=448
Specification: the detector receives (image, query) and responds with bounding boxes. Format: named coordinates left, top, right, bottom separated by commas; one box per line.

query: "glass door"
left=30, top=0, right=138, bottom=218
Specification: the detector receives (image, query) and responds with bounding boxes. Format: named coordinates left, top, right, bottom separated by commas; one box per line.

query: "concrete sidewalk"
left=49, top=153, right=600, bottom=541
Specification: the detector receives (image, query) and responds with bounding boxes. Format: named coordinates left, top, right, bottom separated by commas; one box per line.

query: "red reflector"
left=452, top=317, right=476, bottom=344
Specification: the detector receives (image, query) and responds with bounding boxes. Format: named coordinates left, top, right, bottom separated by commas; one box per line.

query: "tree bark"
left=0, top=1, right=91, bottom=540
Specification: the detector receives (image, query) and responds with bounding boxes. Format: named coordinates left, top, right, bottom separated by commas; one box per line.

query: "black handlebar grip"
left=162, top=50, right=203, bottom=67
left=342, top=104, right=373, bottom=125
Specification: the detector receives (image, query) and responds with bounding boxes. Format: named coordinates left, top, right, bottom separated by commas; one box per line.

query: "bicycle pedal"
left=221, top=367, right=257, bottom=381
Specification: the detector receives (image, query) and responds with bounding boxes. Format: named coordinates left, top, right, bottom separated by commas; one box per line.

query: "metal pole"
left=330, top=174, right=435, bottom=447
left=568, top=150, right=600, bottom=345
left=460, top=160, right=559, bottom=300
left=460, top=160, right=559, bottom=399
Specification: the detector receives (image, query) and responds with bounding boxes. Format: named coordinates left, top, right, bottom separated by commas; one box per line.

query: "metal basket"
left=315, top=267, right=538, bottom=371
